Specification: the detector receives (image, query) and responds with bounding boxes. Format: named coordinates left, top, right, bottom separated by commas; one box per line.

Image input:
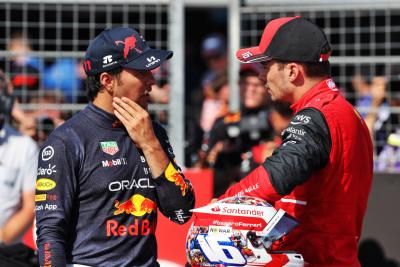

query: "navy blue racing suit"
left=35, top=103, right=195, bottom=267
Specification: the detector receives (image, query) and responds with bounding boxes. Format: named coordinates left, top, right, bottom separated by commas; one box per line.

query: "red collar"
left=290, top=78, right=338, bottom=113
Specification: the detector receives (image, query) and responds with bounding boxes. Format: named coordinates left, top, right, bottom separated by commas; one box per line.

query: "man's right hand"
left=112, top=96, right=157, bottom=149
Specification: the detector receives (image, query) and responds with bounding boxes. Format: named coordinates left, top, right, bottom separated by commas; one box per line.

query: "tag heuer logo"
left=100, top=141, right=119, bottom=155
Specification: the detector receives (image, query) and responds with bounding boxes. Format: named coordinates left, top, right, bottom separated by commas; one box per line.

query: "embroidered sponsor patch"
left=36, top=178, right=57, bottom=191
left=100, top=141, right=119, bottom=155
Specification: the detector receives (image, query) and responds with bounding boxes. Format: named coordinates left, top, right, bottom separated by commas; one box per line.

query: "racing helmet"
left=186, top=196, right=304, bottom=267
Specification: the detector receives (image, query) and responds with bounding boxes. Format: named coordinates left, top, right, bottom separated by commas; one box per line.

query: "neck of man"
left=92, top=92, right=113, bottom=114
left=292, top=76, right=328, bottom=103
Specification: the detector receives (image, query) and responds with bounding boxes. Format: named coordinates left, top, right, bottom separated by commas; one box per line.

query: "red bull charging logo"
left=164, top=162, right=188, bottom=196
left=115, top=35, right=142, bottom=59
left=114, top=194, right=156, bottom=217
left=107, top=194, right=156, bottom=237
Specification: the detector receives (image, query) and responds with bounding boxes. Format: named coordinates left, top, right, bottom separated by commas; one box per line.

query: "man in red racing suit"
left=219, top=17, right=373, bottom=266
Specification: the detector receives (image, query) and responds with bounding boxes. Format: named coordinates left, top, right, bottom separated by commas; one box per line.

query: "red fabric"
left=12, top=75, right=38, bottom=87
left=251, top=137, right=282, bottom=164
left=219, top=165, right=281, bottom=202
left=22, top=224, right=36, bottom=250
left=258, top=16, right=298, bottom=52
left=281, top=79, right=373, bottom=266
left=251, top=144, right=265, bottom=164
left=236, top=46, right=263, bottom=62
left=221, top=79, right=373, bottom=266
left=319, top=50, right=332, bottom=61
left=236, top=16, right=297, bottom=62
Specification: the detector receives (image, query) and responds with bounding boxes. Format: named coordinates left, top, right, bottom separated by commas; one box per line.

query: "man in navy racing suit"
left=35, top=27, right=195, bottom=267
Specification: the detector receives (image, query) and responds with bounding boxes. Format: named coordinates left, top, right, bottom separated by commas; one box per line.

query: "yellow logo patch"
left=35, top=194, right=47, bottom=202
left=36, top=178, right=56, bottom=191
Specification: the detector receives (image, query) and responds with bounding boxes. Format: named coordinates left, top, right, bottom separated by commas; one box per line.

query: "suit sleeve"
left=219, top=108, right=331, bottom=202
left=36, top=135, right=79, bottom=267
left=152, top=124, right=195, bottom=224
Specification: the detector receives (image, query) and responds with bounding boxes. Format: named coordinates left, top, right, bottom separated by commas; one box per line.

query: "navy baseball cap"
left=202, top=34, right=226, bottom=57
left=236, top=17, right=331, bottom=63
left=83, top=27, right=173, bottom=75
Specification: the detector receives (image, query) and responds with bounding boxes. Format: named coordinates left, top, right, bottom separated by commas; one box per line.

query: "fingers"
left=117, top=97, right=144, bottom=112
left=113, top=97, right=136, bottom=118
left=113, top=109, right=130, bottom=126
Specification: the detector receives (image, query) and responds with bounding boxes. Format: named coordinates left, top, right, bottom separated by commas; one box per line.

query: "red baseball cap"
left=236, top=16, right=331, bottom=63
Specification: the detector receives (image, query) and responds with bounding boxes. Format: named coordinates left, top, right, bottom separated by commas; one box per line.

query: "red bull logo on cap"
left=115, top=35, right=142, bottom=59
left=113, top=194, right=156, bottom=217
left=164, top=162, right=188, bottom=196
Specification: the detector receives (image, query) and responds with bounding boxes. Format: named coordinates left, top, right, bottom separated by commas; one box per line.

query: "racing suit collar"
left=86, top=103, right=124, bottom=130
left=290, top=77, right=337, bottom=113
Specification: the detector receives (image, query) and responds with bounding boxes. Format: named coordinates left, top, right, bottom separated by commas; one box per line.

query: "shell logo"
left=36, top=178, right=57, bottom=191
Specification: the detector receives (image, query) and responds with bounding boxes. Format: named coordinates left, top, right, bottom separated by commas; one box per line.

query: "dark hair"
left=210, top=72, right=228, bottom=93
left=239, top=68, right=259, bottom=81
left=85, top=67, right=123, bottom=102
left=276, top=60, right=331, bottom=78
left=301, top=61, right=331, bottom=78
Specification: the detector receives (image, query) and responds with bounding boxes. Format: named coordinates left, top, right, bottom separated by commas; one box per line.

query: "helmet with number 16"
left=186, top=196, right=304, bottom=267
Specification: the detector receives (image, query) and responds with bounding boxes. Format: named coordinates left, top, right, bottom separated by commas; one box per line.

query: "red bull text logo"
left=164, top=162, right=188, bottom=196
left=107, top=194, right=156, bottom=236
left=115, top=35, right=142, bottom=59
left=106, top=218, right=155, bottom=236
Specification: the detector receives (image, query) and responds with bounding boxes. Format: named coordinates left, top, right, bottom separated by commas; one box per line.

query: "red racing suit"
left=219, top=78, right=373, bottom=266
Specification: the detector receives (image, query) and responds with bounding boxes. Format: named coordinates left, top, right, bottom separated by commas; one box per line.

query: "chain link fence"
left=239, top=1, right=400, bottom=168
left=0, top=0, right=187, bottom=163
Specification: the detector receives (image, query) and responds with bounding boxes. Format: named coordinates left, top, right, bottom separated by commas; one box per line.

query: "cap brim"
left=122, top=49, right=173, bottom=71
left=236, top=46, right=272, bottom=63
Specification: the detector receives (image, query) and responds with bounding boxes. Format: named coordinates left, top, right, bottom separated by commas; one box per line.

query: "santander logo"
left=211, top=206, right=221, bottom=212
left=211, top=205, right=263, bottom=216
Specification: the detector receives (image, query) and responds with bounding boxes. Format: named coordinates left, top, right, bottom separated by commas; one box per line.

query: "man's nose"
left=145, top=71, right=156, bottom=86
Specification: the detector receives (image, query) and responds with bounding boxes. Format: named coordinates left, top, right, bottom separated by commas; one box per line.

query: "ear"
left=285, top=63, right=300, bottom=82
left=99, top=72, right=114, bottom=95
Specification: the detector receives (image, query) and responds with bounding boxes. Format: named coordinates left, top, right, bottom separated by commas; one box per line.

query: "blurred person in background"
left=199, top=72, right=230, bottom=133
left=252, top=101, right=293, bottom=164
left=7, top=32, right=41, bottom=103
left=27, top=90, right=66, bottom=128
left=143, top=64, right=205, bottom=168
left=43, top=58, right=86, bottom=103
left=368, top=68, right=400, bottom=171
left=198, top=34, right=228, bottom=133
left=0, top=69, right=38, bottom=266
left=353, top=75, right=389, bottom=153
left=147, top=64, right=170, bottom=125
left=200, top=34, right=227, bottom=91
left=15, top=91, right=64, bottom=144
left=202, top=66, right=276, bottom=197
left=35, top=27, right=194, bottom=267
left=376, top=131, right=400, bottom=172
left=219, top=17, right=373, bottom=266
